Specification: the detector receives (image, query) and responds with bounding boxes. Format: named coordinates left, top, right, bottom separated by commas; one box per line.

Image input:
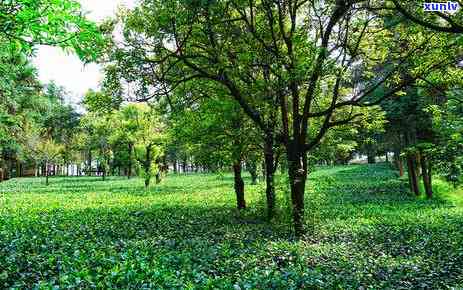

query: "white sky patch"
left=32, top=0, right=137, bottom=108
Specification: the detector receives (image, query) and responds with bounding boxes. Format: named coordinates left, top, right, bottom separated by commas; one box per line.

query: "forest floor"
left=0, top=164, right=462, bottom=289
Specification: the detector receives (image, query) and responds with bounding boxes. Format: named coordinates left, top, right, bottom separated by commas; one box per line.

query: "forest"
left=0, top=0, right=462, bottom=288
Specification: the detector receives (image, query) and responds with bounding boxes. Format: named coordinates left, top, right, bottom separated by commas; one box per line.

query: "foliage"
left=429, top=95, right=463, bottom=186
left=1, top=164, right=462, bottom=288
left=0, top=0, right=105, bottom=60
left=105, top=0, right=462, bottom=235
left=121, top=104, right=166, bottom=187
left=83, top=90, right=121, bottom=114
left=20, top=125, right=64, bottom=167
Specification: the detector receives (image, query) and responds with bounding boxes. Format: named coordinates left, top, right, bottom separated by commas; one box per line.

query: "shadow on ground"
left=0, top=164, right=462, bottom=288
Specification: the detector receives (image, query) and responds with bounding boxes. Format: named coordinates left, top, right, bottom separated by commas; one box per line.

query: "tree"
left=0, top=0, right=104, bottom=179
left=429, top=92, right=463, bottom=189
left=114, top=104, right=166, bottom=188
left=20, top=124, right=63, bottom=186
left=106, top=0, right=459, bottom=236
left=41, top=82, right=81, bottom=176
left=109, top=103, right=141, bottom=178
left=0, top=39, right=42, bottom=180
left=0, top=0, right=104, bottom=59
left=80, top=112, right=113, bottom=180
left=388, top=0, right=463, bottom=34
left=168, top=93, right=261, bottom=210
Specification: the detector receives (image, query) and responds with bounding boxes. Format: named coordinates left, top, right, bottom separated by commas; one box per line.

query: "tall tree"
left=20, top=123, right=64, bottom=185
left=168, top=92, right=261, bottom=210
left=106, top=0, right=460, bottom=236
left=130, top=104, right=166, bottom=188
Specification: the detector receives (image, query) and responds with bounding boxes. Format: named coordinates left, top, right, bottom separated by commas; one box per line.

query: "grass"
left=0, top=164, right=462, bottom=289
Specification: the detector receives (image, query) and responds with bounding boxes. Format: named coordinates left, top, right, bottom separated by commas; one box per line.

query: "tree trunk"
left=4, top=158, right=11, bottom=180
left=144, top=144, right=152, bottom=189
left=247, top=158, right=258, bottom=185
left=287, top=142, right=307, bottom=238
left=264, top=134, right=276, bottom=220
left=233, top=161, right=246, bottom=210
left=16, top=160, right=21, bottom=178
left=87, top=150, right=92, bottom=176
left=406, top=154, right=420, bottom=196
left=415, top=152, right=422, bottom=177
left=420, top=153, right=433, bottom=198
left=128, top=143, right=133, bottom=179
left=260, top=160, right=266, bottom=182
left=398, top=158, right=404, bottom=177
left=393, top=149, right=404, bottom=177
left=173, top=159, right=178, bottom=174
left=155, top=172, right=161, bottom=184
left=249, top=168, right=258, bottom=185
left=394, top=149, right=404, bottom=177
left=45, top=162, right=50, bottom=186
left=367, top=152, right=376, bottom=164
left=182, top=159, right=187, bottom=173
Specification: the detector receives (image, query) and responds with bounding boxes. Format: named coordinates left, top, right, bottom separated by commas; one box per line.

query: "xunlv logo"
left=423, top=2, right=460, bottom=11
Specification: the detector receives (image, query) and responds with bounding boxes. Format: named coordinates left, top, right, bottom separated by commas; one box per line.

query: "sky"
left=33, top=0, right=136, bottom=108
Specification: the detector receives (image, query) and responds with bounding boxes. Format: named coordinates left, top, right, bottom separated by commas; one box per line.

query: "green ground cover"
left=0, top=164, right=462, bottom=289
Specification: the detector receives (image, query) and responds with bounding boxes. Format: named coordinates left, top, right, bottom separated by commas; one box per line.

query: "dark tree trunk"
left=406, top=154, right=420, bottom=196
left=16, top=160, right=21, bottom=178
left=155, top=172, right=161, bottom=184
left=287, top=142, right=307, bottom=238
left=367, top=152, right=376, bottom=164
left=128, top=143, right=133, bottom=179
left=420, top=153, right=433, bottom=198
left=173, top=160, right=178, bottom=174
left=144, top=144, right=152, bottom=189
left=4, top=158, right=11, bottom=180
left=233, top=161, right=246, bottom=210
left=261, top=160, right=266, bottom=182
left=394, top=149, right=404, bottom=177
left=182, top=159, right=187, bottom=173
left=264, top=134, right=276, bottom=220
left=247, top=158, right=258, bottom=185
left=87, top=150, right=92, bottom=176
left=45, top=162, right=50, bottom=186
left=398, top=158, right=404, bottom=177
